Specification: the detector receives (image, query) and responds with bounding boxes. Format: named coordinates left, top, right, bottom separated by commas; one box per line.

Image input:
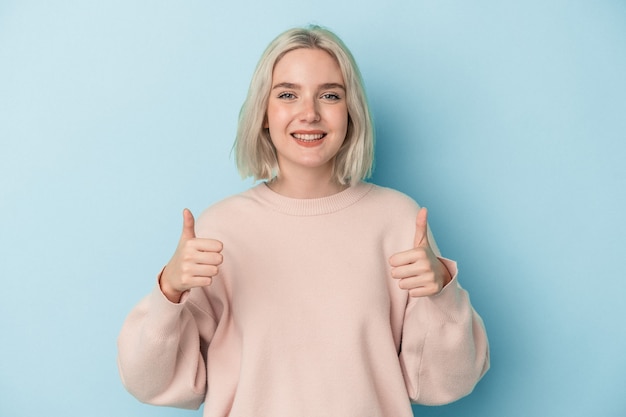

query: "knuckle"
left=181, top=264, right=193, bottom=275
left=210, top=253, right=223, bottom=264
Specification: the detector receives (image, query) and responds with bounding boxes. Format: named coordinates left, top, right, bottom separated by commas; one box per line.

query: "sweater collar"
left=249, top=181, right=374, bottom=216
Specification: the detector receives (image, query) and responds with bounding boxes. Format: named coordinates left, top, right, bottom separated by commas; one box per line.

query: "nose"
left=299, top=97, right=321, bottom=123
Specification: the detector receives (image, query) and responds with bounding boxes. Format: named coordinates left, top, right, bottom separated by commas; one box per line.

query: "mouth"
left=291, top=132, right=326, bottom=144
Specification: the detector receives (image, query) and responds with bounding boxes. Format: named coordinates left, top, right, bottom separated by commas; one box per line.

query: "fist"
left=389, top=208, right=452, bottom=297
left=160, top=209, right=223, bottom=303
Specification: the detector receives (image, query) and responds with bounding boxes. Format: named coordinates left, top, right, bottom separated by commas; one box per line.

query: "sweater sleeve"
left=399, top=258, right=490, bottom=405
left=117, top=282, right=217, bottom=409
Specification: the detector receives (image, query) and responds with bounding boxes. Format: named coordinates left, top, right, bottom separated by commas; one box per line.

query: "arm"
left=399, top=260, right=490, bottom=405
left=117, top=283, right=216, bottom=409
left=389, top=208, right=489, bottom=404
left=117, top=209, right=223, bottom=408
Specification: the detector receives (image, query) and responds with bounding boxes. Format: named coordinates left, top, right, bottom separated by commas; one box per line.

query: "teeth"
left=293, top=133, right=325, bottom=141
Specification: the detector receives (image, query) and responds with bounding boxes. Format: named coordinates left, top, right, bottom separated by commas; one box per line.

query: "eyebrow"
left=272, top=82, right=346, bottom=91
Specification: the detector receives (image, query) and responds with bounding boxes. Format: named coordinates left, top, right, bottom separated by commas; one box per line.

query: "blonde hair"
left=234, top=25, right=374, bottom=186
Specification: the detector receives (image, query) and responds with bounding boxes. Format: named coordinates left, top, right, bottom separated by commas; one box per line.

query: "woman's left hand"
left=389, top=208, right=452, bottom=297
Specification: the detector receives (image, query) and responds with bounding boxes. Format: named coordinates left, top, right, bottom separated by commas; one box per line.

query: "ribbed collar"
left=248, top=181, right=374, bottom=216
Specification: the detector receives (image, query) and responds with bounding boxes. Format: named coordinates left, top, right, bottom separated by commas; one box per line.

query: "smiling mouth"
left=292, top=133, right=326, bottom=143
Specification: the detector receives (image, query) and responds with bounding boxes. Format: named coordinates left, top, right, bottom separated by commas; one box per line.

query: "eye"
left=321, top=92, right=342, bottom=101
left=277, top=92, right=296, bottom=100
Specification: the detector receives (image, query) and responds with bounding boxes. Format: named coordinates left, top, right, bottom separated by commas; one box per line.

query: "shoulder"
left=201, top=189, right=257, bottom=216
left=364, top=183, right=421, bottom=216
left=360, top=184, right=422, bottom=253
left=194, top=185, right=263, bottom=236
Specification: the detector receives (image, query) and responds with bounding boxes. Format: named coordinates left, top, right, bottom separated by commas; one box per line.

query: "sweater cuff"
left=438, top=257, right=458, bottom=290
left=143, top=273, right=189, bottom=339
left=426, top=257, right=471, bottom=323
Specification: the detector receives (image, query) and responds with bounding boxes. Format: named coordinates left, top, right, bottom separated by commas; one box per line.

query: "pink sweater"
left=118, top=182, right=489, bottom=416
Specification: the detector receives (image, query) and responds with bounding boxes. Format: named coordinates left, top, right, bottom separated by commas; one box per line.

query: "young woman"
left=118, top=25, right=489, bottom=417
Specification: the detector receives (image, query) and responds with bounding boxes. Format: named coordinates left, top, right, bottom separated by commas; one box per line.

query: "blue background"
left=1, top=1, right=625, bottom=416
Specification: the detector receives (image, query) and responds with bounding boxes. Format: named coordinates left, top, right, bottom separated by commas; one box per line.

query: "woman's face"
left=265, top=47, right=348, bottom=179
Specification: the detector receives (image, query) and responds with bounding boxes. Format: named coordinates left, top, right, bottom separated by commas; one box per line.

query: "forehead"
left=272, top=48, right=344, bottom=83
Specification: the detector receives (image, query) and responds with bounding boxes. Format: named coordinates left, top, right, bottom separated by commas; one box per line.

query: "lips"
left=291, top=132, right=326, bottom=144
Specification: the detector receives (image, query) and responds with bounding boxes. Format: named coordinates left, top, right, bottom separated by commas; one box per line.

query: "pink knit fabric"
left=118, top=182, right=489, bottom=416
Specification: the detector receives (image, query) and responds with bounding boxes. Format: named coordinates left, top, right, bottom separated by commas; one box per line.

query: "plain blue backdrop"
left=1, top=1, right=625, bottom=416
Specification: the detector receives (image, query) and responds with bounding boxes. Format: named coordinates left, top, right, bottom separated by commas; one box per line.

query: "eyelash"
left=321, top=93, right=341, bottom=101
left=276, top=92, right=342, bottom=101
left=277, top=92, right=296, bottom=100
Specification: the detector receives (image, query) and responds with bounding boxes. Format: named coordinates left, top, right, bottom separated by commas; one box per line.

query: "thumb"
left=413, top=207, right=430, bottom=248
left=180, top=208, right=196, bottom=240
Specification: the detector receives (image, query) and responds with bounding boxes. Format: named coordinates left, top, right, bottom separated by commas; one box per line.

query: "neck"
left=267, top=174, right=348, bottom=199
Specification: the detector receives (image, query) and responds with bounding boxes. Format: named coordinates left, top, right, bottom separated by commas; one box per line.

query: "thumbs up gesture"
left=389, top=208, right=452, bottom=298
left=160, top=209, right=224, bottom=303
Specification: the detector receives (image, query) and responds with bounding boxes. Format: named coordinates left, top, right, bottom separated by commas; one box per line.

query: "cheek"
left=266, top=104, right=290, bottom=130
left=330, top=108, right=349, bottom=137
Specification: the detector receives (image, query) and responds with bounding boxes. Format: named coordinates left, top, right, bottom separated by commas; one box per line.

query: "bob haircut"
left=234, top=25, right=374, bottom=186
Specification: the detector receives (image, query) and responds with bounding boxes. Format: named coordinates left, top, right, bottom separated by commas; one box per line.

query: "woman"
left=118, top=25, right=489, bottom=417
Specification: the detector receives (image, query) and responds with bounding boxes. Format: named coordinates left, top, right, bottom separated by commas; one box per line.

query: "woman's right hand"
left=159, top=209, right=223, bottom=303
